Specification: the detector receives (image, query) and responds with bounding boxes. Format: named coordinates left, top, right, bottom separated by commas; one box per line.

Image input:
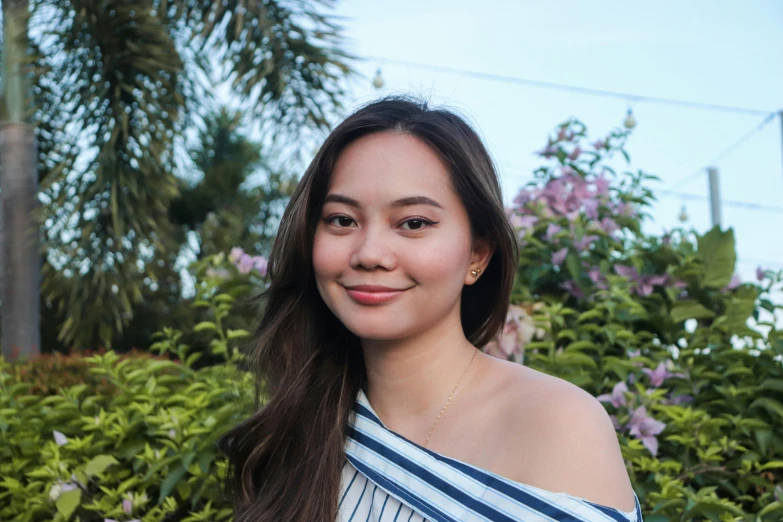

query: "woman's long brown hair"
left=218, top=95, right=520, bottom=521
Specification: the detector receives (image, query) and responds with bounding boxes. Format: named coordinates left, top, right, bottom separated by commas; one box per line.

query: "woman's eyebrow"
left=323, top=193, right=444, bottom=210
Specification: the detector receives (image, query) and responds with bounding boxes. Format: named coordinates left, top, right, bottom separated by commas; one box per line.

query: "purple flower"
left=537, top=143, right=558, bottom=158
left=574, top=234, right=599, bottom=251
left=123, top=498, right=133, bottom=514
left=614, top=201, right=636, bottom=218
left=609, top=415, right=622, bottom=430
left=666, top=394, right=694, bottom=406
left=551, top=248, right=568, bottom=266
left=592, top=139, right=606, bottom=150
left=582, top=198, right=600, bottom=220
left=756, top=266, right=765, bottom=282
left=560, top=280, right=584, bottom=299
left=598, top=217, right=618, bottom=235
left=725, top=273, right=741, bottom=291
left=228, top=247, right=244, bottom=263
left=53, top=431, right=68, bottom=446
left=545, top=223, right=562, bottom=241
left=593, top=173, right=611, bottom=196
left=643, top=362, right=675, bottom=387
left=597, top=381, right=629, bottom=408
left=587, top=268, right=607, bottom=290
left=237, top=254, right=255, bottom=274
left=614, top=265, right=637, bottom=278
left=568, top=146, right=582, bottom=161
left=511, top=214, right=539, bottom=230
left=627, top=406, right=666, bottom=456
left=614, top=266, right=669, bottom=296
left=253, top=256, right=268, bottom=276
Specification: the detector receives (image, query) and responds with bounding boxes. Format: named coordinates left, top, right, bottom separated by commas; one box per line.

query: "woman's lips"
left=344, top=287, right=409, bottom=304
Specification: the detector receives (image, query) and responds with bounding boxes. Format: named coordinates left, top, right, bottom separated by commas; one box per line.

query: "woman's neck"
left=360, top=314, right=481, bottom=437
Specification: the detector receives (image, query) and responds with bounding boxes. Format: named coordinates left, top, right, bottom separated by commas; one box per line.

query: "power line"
left=666, top=112, right=778, bottom=191
left=365, top=55, right=776, bottom=116
left=657, top=189, right=783, bottom=215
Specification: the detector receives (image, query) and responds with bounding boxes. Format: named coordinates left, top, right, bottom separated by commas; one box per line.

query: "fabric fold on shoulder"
left=339, top=389, right=643, bottom=522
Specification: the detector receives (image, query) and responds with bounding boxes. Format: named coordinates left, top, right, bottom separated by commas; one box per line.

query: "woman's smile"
left=343, top=285, right=412, bottom=305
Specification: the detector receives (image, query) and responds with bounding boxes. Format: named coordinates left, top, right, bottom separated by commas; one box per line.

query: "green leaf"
left=56, top=488, right=81, bottom=520
left=577, top=309, right=603, bottom=323
left=759, top=461, right=783, bottom=471
left=696, top=227, right=736, bottom=288
left=670, top=300, right=716, bottom=323
left=194, top=321, right=218, bottom=333
left=759, top=501, right=783, bottom=517
left=227, top=329, right=250, bottom=340
left=84, top=454, right=119, bottom=477
left=758, top=379, right=783, bottom=394
left=750, top=398, right=783, bottom=421
left=564, top=340, right=599, bottom=353
left=159, top=464, right=188, bottom=503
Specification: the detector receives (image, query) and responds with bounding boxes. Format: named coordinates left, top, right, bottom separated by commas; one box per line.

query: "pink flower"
left=597, top=381, right=629, bottom=409
left=592, top=138, right=606, bottom=150
left=551, top=247, right=568, bottom=266
left=627, top=406, right=666, bottom=456
left=568, top=146, right=582, bottom=161
left=484, top=304, right=538, bottom=362
left=123, top=498, right=133, bottom=514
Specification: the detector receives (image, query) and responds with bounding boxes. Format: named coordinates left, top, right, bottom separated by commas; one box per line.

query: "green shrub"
left=0, top=275, right=255, bottom=521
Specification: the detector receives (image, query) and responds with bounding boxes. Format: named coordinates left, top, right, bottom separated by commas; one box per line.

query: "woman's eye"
left=400, top=218, right=436, bottom=231
left=325, top=216, right=355, bottom=227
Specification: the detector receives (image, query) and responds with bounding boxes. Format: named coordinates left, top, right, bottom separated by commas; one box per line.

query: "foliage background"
left=2, top=117, right=783, bottom=521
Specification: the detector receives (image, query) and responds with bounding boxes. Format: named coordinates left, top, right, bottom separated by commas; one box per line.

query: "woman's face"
left=312, top=131, right=486, bottom=342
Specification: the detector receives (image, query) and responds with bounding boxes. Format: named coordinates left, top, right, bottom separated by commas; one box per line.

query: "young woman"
left=219, top=96, right=643, bottom=522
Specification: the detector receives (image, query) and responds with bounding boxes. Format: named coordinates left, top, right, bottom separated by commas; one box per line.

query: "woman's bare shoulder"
left=479, top=356, right=638, bottom=513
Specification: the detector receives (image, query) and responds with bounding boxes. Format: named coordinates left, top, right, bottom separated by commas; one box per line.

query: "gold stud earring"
left=470, top=268, right=482, bottom=277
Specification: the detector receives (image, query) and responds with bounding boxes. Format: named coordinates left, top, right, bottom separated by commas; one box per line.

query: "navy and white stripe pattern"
left=338, top=389, right=643, bottom=522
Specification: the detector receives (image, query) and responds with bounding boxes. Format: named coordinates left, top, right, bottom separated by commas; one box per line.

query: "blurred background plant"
left=2, top=116, right=782, bottom=520
left=1, top=0, right=354, bottom=355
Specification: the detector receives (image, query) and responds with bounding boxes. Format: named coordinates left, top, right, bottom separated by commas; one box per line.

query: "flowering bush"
left=489, top=119, right=783, bottom=520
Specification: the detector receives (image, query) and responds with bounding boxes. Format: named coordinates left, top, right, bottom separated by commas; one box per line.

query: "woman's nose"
left=350, top=225, right=396, bottom=271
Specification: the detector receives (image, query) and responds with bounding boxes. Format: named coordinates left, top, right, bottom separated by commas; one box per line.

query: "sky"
left=330, top=0, right=783, bottom=284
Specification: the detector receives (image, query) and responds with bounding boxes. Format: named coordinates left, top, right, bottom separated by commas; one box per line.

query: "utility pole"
left=707, top=167, right=721, bottom=228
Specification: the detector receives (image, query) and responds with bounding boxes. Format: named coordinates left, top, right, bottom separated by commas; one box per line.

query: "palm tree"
left=1, top=0, right=41, bottom=361
left=1, top=0, right=354, bottom=357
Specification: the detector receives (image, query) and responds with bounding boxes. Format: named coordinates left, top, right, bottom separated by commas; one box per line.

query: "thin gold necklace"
left=424, top=349, right=478, bottom=448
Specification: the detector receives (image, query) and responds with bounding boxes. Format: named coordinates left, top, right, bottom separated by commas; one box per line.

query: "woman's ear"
left=465, top=237, right=494, bottom=285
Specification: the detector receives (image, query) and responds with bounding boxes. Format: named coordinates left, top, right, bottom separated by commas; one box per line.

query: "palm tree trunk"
left=1, top=0, right=40, bottom=361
